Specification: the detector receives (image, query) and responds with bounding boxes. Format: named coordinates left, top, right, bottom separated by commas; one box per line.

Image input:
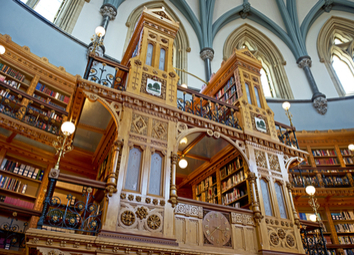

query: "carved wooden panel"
left=175, top=217, right=186, bottom=243
left=187, top=219, right=199, bottom=245
left=255, top=149, right=267, bottom=168
left=268, top=153, right=281, bottom=172
left=234, top=226, right=245, bottom=250
left=130, top=114, right=149, bottom=136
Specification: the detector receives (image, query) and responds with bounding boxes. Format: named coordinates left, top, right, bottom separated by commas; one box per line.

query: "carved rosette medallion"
left=286, top=234, right=295, bottom=248
left=131, top=114, right=148, bottom=136
left=269, top=232, right=280, bottom=246
left=136, top=207, right=148, bottom=220
left=278, top=229, right=286, bottom=239
left=121, top=211, right=136, bottom=226
left=147, top=214, right=161, bottom=230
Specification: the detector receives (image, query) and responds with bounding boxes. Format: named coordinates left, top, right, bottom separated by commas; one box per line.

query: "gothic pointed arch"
left=123, top=1, right=190, bottom=84
left=318, top=16, right=354, bottom=96
left=223, top=24, right=294, bottom=100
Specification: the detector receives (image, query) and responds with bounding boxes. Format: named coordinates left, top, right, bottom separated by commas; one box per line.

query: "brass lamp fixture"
left=349, top=144, right=354, bottom=153
left=305, top=185, right=320, bottom=222
left=282, top=101, right=293, bottom=127
left=90, top=26, right=106, bottom=54
left=178, top=156, right=188, bottom=169
left=52, top=121, right=76, bottom=169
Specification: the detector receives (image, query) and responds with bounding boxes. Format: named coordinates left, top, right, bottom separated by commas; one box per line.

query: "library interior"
left=0, top=0, right=354, bottom=254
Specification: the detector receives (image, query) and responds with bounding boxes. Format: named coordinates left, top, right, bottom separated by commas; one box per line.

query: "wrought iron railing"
left=0, top=82, right=66, bottom=135
left=0, top=212, right=28, bottom=250
left=290, top=167, right=354, bottom=188
left=300, top=220, right=328, bottom=255
left=83, top=54, right=129, bottom=90
left=177, top=86, right=242, bottom=130
left=275, top=121, right=299, bottom=149
left=37, top=172, right=106, bottom=235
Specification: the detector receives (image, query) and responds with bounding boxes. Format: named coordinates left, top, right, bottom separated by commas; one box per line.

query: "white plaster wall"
left=211, top=19, right=313, bottom=99
left=305, top=10, right=354, bottom=98
left=213, top=0, right=243, bottom=23
left=249, top=0, right=286, bottom=32
left=297, top=0, right=318, bottom=25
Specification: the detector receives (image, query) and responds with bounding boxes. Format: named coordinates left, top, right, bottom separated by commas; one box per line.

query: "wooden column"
left=169, top=153, right=178, bottom=208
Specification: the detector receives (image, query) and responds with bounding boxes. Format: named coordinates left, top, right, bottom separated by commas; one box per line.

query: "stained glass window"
left=124, top=147, right=142, bottom=191
left=260, top=179, right=272, bottom=216
left=159, top=48, right=166, bottom=70
left=146, top=43, right=153, bottom=66
left=149, top=153, right=163, bottom=195
left=275, top=182, right=287, bottom=218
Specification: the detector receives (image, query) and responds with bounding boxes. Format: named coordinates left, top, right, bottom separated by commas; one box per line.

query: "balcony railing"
left=300, top=220, right=328, bottom=255
left=177, top=86, right=242, bottom=130
left=0, top=81, right=67, bottom=135
left=0, top=212, right=28, bottom=251
left=37, top=171, right=106, bottom=235
left=83, top=54, right=129, bottom=91
left=275, top=121, right=299, bottom=149
left=290, top=167, right=354, bottom=188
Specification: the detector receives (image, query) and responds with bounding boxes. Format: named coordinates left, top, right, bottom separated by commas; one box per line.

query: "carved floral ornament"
left=268, top=227, right=296, bottom=249
left=77, top=82, right=306, bottom=157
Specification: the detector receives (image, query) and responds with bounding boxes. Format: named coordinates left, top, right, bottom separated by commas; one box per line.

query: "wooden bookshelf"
left=312, top=148, right=340, bottom=166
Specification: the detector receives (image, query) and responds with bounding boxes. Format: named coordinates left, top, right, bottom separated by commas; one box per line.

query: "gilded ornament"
left=255, top=150, right=267, bottom=168
left=120, top=193, right=126, bottom=199
left=136, top=196, right=141, bottom=202
left=134, top=59, right=142, bottom=65
left=160, top=200, right=165, bottom=206
left=128, top=194, right=134, bottom=201
left=169, top=72, right=176, bottom=78
left=145, top=197, right=151, bottom=204
left=136, top=207, right=148, bottom=220
left=268, top=154, right=281, bottom=172
left=147, top=214, right=161, bottom=230
left=121, top=211, right=136, bottom=226
left=152, top=199, right=158, bottom=205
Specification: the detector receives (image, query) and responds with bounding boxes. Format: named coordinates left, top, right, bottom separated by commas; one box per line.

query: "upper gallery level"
left=1, top=0, right=354, bottom=131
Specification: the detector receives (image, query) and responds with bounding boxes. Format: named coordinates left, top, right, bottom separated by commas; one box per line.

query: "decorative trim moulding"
left=292, top=187, right=354, bottom=197
left=78, top=82, right=305, bottom=158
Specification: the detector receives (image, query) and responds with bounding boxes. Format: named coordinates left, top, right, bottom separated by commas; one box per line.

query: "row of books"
left=28, top=106, right=63, bottom=122
left=331, top=211, right=354, bottom=220
left=0, top=74, right=22, bottom=90
left=312, top=149, right=337, bottom=157
left=343, top=157, right=354, bottom=164
left=315, top=158, right=339, bottom=165
left=196, top=186, right=218, bottom=202
left=323, top=176, right=349, bottom=187
left=335, top=223, right=354, bottom=233
left=338, top=236, right=354, bottom=244
left=0, top=88, right=18, bottom=101
left=32, top=94, right=66, bottom=111
left=220, top=86, right=236, bottom=101
left=3, top=196, right=34, bottom=209
left=220, top=93, right=238, bottom=105
left=35, top=83, right=70, bottom=103
left=207, top=196, right=219, bottom=204
left=23, top=115, right=59, bottom=134
left=221, top=188, right=246, bottom=205
left=343, top=249, right=354, bottom=255
left=0, top=63, right=26, bottom=82
left=215, top=77, right=235, bottom=100
left=220, top=157, right=243, bottom=180
left=341, top=149, right=354, bottom=156
left=0, top=158, right=44, bottom=181
left=0, top=175, right=28, bottom=194
left=195, top=175, right=216, bottom=195
left=291, top=175, right=317, bottom=187
left=221, top=169, right=245, bottom=193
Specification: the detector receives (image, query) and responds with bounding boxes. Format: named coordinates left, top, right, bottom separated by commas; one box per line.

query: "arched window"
left=223, top=24, right=293, bottom=99
left=274, top=182, right=287, bottom=219
left=318, top=16, right=354, bottom=96
left=124, top=147, right=143, bottom=191
left=149, top=152, right=163, bottom=196
left=245, top=83, right=252, bottom=105
left=254, top=86, right=262, bottom=108
left=159, top=48, right=166, bottom=71
left=260, top=179, right=273, bottom=216
left=146, top=43, right=154, bottom=66
left=123, top=2, right=190, bottom=83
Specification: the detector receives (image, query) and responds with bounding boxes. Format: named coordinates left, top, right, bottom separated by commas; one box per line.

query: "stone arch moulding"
left=82, top=91, right=121, bottom=131
left=317, top=16, right=354, bottom=97
left=175, top=127, right=250, bottom=171
left=123, top=0, right=190, bottom=84
left=223, top=24, right=294, bottom=100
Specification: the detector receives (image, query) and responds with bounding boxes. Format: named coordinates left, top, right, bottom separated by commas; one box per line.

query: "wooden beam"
left=178, top=152, right=210, bottom=162
left=182, top=133, right=206, bottom=156
left=77, top=123, right=106, bottom=134
left=6, top=132, right=17, bottom=143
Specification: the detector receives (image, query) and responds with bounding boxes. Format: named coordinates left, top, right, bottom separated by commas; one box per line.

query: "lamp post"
left=282, top=101, right=293, bottom=127
left=90, top=26, right=106, bottom=54
left=305, top=185, right=319, bottom=222
left=52, top=121, right=76, bottom=170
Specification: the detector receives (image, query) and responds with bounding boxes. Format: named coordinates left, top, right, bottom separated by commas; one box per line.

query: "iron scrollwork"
left=0, top=212, right=28, bottom=249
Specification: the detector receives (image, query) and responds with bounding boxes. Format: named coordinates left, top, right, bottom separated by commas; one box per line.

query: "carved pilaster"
left=286, top=181, right=300, bottom=228
left=106, top=139, right=123, bottom=196
left=169, top=153, right=178, bottom=208
left=247, top=172, right=263, bottom=224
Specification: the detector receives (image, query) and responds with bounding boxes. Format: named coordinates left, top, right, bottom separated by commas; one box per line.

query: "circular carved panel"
left=270, top=232, right=280, bottom=246
left=286, top=234, right=295, bottom=248
left=203, top=211, right=231, bottom=247
left=147, top=214, right=161, bottom=230
left=121, top=211, right=135, bottom=226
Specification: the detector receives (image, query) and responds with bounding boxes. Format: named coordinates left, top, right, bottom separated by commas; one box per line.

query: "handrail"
left=87, top=53, right=129, bottom=72
left=58, top=173, right=106, bottom=190
left=178, top=197, right=253, bottom=214
left=274, top=120, right=296, bottom=131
